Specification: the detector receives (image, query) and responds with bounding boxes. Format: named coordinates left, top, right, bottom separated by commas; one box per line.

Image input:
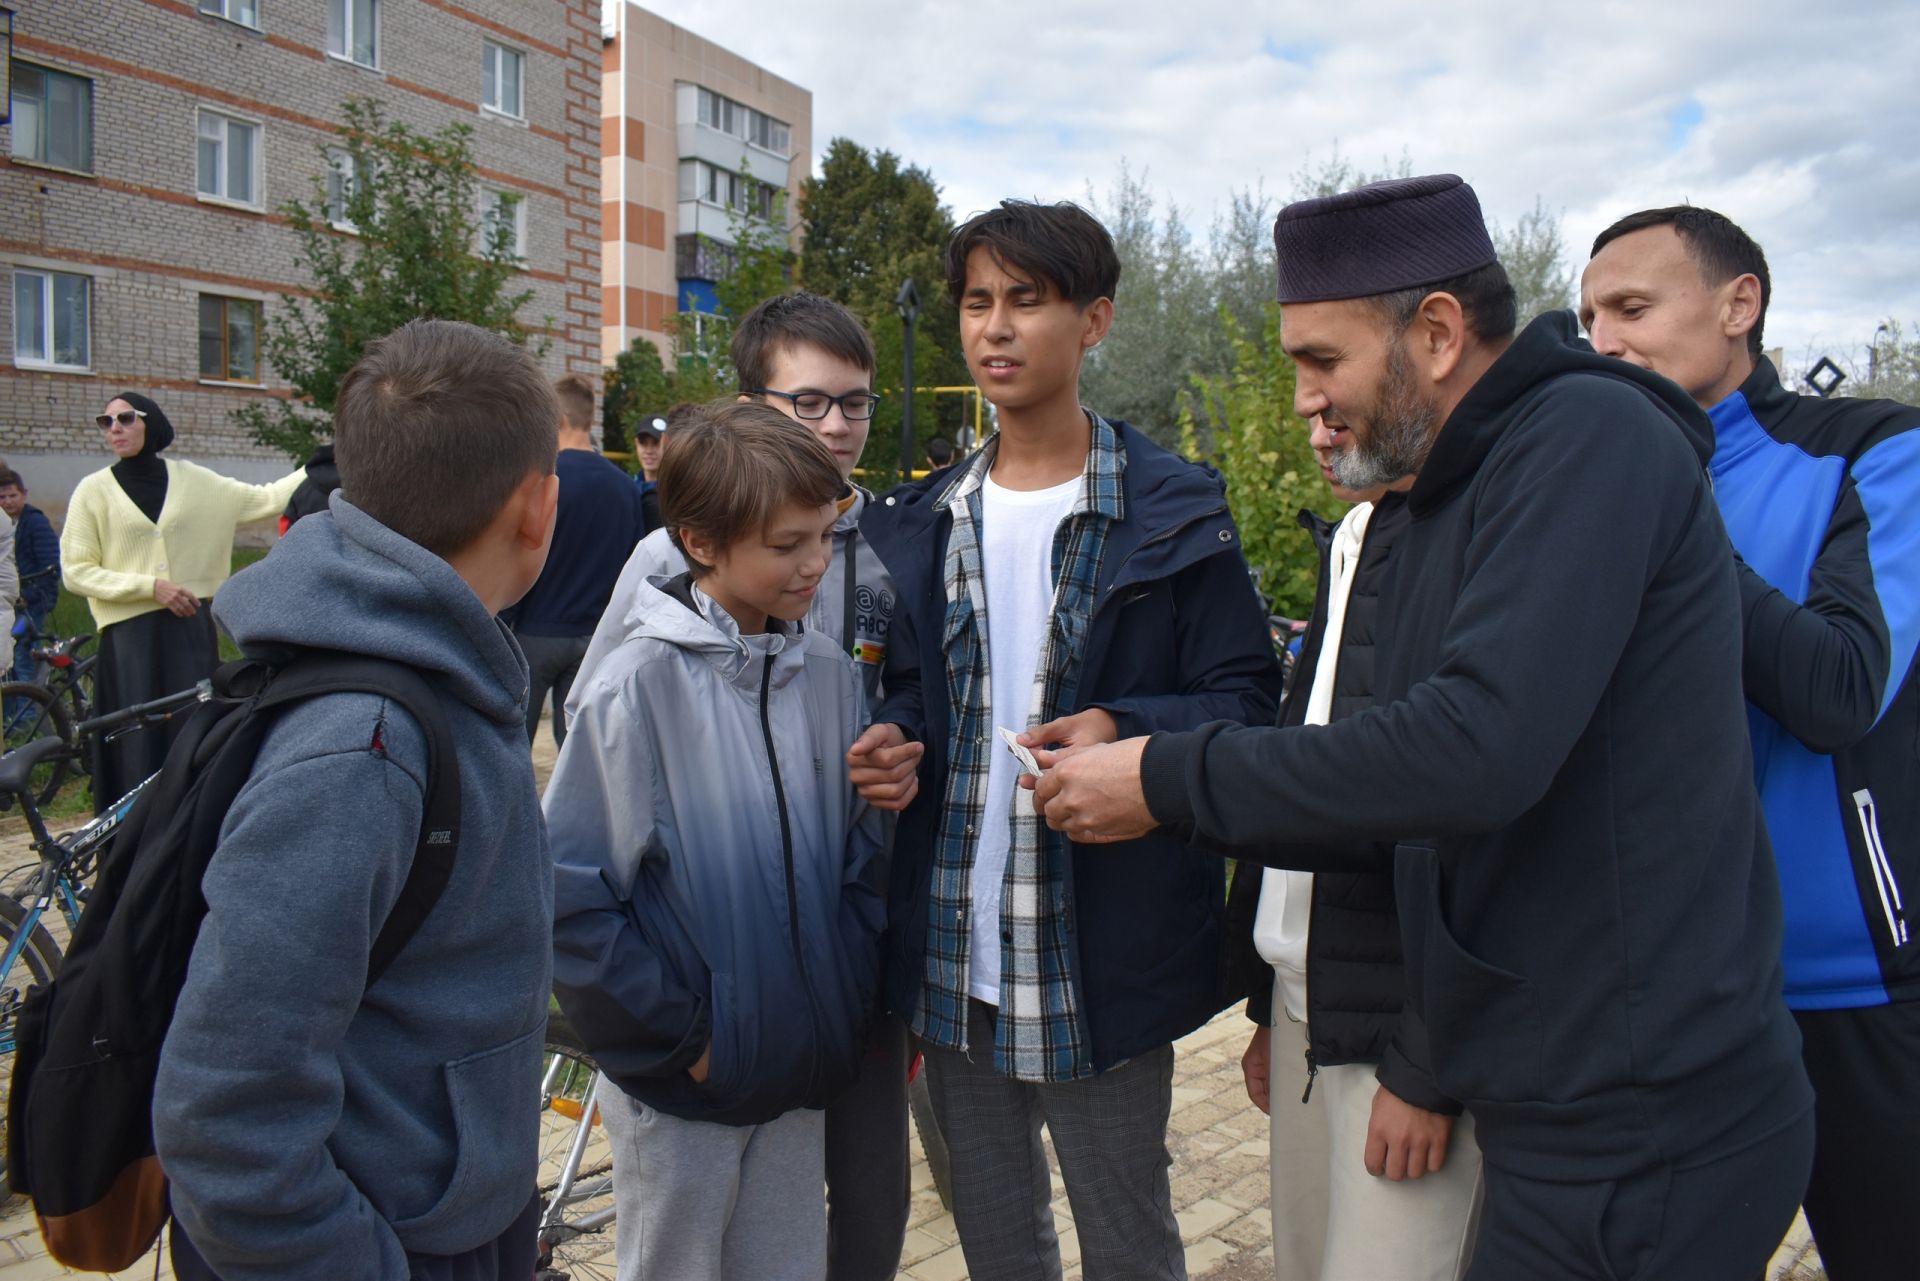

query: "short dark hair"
left=1368, top=261, right=1518, bottom=345
left=925, top=437, right=954, bottom=468
left=732, top=293, right=876, bottom=394
left=333, top=319, right=558, bottom=556
left=553, top=374, right=596, bottom=432
left=945, top=200, right=1120, bottom=308
left=1590, top=206, right=1771, bottom=360
left=0, top=468, right=22, bottom=492
left=659, top=400, right=843, bottom=579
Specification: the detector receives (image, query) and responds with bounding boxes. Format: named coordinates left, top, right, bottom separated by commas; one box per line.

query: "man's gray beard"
left=1328, top=343, right=1440, bottom=491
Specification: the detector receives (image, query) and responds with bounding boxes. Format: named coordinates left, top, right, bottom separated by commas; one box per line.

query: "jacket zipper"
left=1301, top=1044, right=1318, bottom=1103
left=1852, top=789, right=1909, bottom=947
left=760, top=651, right=822, bottom=1093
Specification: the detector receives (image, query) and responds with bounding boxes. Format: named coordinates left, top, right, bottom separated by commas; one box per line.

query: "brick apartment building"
left=599, top=1, right=809, bottom=363
left=0, top=0, right=601, bottom=508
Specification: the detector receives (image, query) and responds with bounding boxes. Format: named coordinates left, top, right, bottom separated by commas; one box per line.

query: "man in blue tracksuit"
left=1584, top=206, right=1920, bottom=1281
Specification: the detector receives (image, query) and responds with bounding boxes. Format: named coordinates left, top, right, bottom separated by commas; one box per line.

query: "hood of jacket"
left=213, top=493, right=528, bottom=726
left=1411, top=310, right=1714, bottom=519
left=612, top=571, right=810, bottom=693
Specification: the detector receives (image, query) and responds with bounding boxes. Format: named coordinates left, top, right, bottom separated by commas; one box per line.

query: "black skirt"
left=92, top=607, right=219, bottom=813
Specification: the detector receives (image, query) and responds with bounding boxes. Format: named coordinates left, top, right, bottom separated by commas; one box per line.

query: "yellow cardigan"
left=61, top=459, right=306, bottom=629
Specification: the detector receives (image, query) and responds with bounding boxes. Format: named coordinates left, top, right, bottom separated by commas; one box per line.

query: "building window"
left=694, top=86, right=789, bottom=158
left=324, top=150, right=366, bottom=229
left=197, top=110, right=261, bottom=205
left=198, top=295, right=262, bottom=383
left=479, top=189, right=526, bottom=259
left=482, top=42, right=525, bottom=118
left=199, top=0, right=259, bottom=27
left=12, top=269, right=91, bottom=370
left=678, top=159, right=777, bottom=221
left=9, top=64, right=95, bottom=173
left=327, top=0, right=378, bottom=67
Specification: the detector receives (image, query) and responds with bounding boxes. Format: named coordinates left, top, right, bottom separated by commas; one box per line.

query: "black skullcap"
left=113, top=391, right=176, bottom=455
left=1274, top=174, right=1498, bottom=304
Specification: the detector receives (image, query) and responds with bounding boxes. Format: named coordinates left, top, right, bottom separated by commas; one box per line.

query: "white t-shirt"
left=1254, top=502, right=1375, bottom=1023
left=968, top=471, right=1082, bottom=1005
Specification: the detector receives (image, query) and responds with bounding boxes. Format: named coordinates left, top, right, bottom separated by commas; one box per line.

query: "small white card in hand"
left=998, top=726, right=1042, bottom=776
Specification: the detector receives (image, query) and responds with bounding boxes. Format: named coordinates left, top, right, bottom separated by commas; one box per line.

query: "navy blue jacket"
left=512, top=449, right=647, bottom=638
left=862, top=421, right=1283, bottom=1071
left=1143, top=314, right=1809, bottom=1180
left=11, top=503, right=60, bottom=620
left=1707, top=359, right=1920, bottom=1010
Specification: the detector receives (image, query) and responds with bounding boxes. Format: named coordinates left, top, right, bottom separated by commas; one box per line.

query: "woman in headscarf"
left=60, top=392, right=306, bottom=810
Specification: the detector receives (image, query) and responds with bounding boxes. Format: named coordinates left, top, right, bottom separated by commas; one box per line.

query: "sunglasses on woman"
left=96, top=409, right=148, bottom=430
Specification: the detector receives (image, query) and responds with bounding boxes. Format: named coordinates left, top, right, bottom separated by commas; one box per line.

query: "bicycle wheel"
left=0, top=894, right=65, bottom=1185
left=537, top=1018, right=616, bottom=1281
left=0, top=682, right=76, bottom=812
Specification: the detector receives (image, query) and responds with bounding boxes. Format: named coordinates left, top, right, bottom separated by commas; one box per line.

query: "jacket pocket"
left=1396, top=848, right=1544, bottom=1103
left=389, top=1023, right=545, bottom=1252
left=702, top=971, right=747, bottom=1097
left=1851, top=789, right=1910, bottom=947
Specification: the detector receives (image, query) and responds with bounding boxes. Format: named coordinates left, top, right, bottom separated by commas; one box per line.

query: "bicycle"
left=0, top=657, right=198, bottom=816
left=537, top=1012, right=616, bottom=1280
left=0, top=685, right=208, bottom=1181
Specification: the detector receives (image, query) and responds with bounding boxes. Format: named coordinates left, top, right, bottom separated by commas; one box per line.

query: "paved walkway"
left=0, top=715, right=1822, bottom=1278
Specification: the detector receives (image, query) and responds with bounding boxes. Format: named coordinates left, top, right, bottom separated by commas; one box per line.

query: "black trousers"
left=92, top=608, right=218, bottom=813
left=1465, top=1109, right=1814, bottom=1281
left=1796, top=1000, right=1920, bottom=1281
left=825, top=1015, right=911, bottom=1281
left=169, top=1192, right=540, bottom=1281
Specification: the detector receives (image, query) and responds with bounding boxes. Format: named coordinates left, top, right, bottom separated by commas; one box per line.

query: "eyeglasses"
left=747, top=389, right=881, bottom=422
left=96, top=410, right=148, bottom=430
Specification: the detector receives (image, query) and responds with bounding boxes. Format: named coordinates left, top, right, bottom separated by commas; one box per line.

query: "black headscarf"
left=108, top=391, right=176, bottom=523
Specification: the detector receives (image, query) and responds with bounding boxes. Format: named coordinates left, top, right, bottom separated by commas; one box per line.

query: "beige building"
left=0, top=0, right=601, bottom=507
left=599, top=3, right=810, bottom=362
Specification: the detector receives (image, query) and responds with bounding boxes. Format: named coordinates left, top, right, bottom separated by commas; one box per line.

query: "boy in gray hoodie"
left=549, top=402, right=887, bottom=1281
left=153, top=320, right=562, bottom=1281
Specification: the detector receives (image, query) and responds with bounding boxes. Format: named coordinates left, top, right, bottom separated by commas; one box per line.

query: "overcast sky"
left=644, top=0, right=1919, bottom=376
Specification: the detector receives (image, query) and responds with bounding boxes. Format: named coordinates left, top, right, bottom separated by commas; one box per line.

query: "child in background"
left=547, top=402, right=887, bottom=1281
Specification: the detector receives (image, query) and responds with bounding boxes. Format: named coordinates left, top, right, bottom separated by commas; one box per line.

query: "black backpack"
left=6, top=652, right=461, bottom=1272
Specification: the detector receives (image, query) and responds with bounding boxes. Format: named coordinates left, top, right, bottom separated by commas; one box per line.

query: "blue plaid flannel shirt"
left=911, top=412, right=1125, bottom=1082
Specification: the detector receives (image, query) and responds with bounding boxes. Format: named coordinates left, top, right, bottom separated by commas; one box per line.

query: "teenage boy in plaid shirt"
left=850, top=200, right=1282, bottom=1280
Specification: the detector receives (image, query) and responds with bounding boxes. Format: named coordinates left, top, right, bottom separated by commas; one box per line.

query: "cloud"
left=640, top=0, right=1920, bottom=362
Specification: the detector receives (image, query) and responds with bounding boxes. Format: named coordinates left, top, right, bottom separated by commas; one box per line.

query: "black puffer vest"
left=1225, top=493, right=1439, bottom=1102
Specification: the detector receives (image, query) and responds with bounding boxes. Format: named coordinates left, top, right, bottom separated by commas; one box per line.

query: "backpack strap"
left=227, top=655, right=463, bottom=986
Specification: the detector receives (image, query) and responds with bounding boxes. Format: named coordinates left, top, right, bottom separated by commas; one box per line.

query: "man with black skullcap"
left=1029, top=175, right=1814, bottom=1278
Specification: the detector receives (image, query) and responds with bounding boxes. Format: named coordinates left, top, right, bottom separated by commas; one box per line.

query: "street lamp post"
left=1870, top=322, right=1893, bottom=387
left=896, top=278, right=921, bottom=477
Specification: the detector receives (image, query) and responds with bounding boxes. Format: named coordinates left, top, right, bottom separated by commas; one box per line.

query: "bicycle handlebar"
left=77, top=679, right=214, bottom=736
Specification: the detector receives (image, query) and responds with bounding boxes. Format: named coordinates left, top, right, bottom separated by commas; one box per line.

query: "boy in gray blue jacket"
left=153, top=320, right=562, bottom=1281
left=549, top=402, right=887, bottom=1281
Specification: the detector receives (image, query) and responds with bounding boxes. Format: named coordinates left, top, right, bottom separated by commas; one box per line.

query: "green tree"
left=1493, top=197, right=1575, bottom=324
left=1178, top=306, right=1337, bottom=619
left=799, top=138, right=967, bottom=484
left=235, top=97, right=540, bottom=461
left=1847, top=319, right=1920, bottom=404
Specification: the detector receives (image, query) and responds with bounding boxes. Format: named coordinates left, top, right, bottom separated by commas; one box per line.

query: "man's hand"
left=154, top=578, right=200, bottom=617
left=1363, top=1085, right=1453, bottom=1181
left=1030, top=737, right=1157, bottom=844
left=688, top=1043, right=712, bottom=1084
left=1020, top=708, right=1119, bottom=754
left=847, top=723, right=924, bottom=812
left=1242, top=1025, right=1272, bottom=1115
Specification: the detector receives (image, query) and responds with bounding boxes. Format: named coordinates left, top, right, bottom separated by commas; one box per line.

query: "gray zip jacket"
left=572, top=486, right=895, bottom=715
left=548, top=574, right=887, bottom=1125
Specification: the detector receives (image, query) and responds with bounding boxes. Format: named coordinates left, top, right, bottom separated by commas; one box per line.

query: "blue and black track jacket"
left=1709, top=360, right=1920, bottom=1010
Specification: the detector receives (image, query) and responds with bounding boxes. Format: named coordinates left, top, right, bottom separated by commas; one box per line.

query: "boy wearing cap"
left=1036, top=175, right=1812, bottom=1279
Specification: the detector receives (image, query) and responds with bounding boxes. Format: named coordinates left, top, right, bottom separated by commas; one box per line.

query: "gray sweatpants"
left=602, top=1089, right=827, bottom=1281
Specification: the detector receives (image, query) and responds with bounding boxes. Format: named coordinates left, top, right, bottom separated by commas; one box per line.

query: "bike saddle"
left=0, top=737, right=70, bottom=799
